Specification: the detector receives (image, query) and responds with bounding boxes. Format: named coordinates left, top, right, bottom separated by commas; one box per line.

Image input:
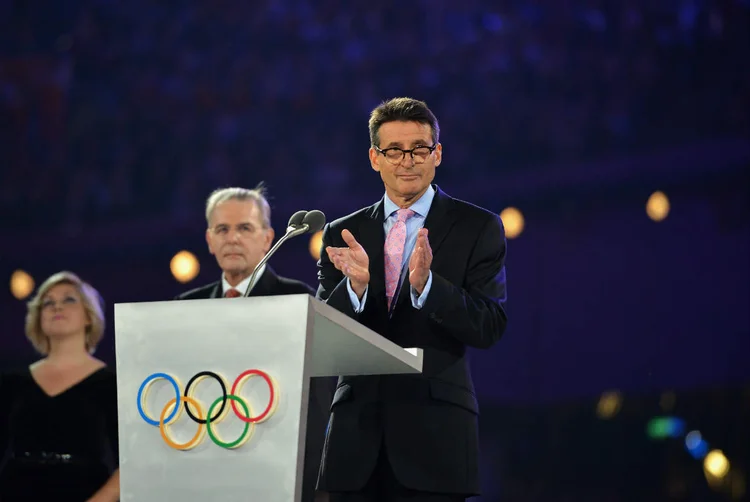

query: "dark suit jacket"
left=176, top=266, right=334, bottom=502
left=175, top=265, right=316, bottom=300
left=315, top=186, right=508, bottom=496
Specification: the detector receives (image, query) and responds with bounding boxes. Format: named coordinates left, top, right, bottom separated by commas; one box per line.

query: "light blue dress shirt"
left=346, top=186, right=435, bottom=313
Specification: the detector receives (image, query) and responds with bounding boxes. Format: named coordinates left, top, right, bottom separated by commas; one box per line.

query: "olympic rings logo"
left=136, top=369, right=279, bottom=450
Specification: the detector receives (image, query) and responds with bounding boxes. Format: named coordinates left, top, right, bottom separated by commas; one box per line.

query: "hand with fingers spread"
left=325, top=229, right=370, bottom=298
left=409, top=228, right=432, bottom=295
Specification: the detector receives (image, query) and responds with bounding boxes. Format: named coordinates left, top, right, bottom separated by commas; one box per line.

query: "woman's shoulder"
left=0, top=365, right=33, bottom=382
left=0, top=365, right=33, bottom=398
left=83, top=364, right=119, bottom=418
left=86, top=361, right=118, bottom=389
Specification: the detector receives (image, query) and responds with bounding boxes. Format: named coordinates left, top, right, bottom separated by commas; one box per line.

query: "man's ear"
left=206, top=228, right=215, bottom=255
left=369, top=147, right=381, bottom=172
left=434, top=143, right=442, bottom=166
left=264, top=227, right=275, bottom=253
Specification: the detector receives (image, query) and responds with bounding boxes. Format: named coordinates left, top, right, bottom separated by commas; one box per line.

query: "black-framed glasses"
left=374, top=144, right=437, bottom=165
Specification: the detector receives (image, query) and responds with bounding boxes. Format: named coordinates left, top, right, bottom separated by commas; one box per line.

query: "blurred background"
left=1, top=0, right=749, bottom=499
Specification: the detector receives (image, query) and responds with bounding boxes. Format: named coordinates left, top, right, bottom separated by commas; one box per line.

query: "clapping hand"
left=408, top=228, right=432, bottom=294
left=326, top=229, right=370, bottom=298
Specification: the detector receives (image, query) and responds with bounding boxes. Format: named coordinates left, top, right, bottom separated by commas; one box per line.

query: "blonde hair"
left=25, top=271, right=106, bottom=355
left=205, top=183, right=271, bottom=228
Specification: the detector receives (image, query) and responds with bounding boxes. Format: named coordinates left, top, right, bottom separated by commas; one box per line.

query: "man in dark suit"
left=176, top=264, right=315, bottom=300
left=176, top=185, right=332, bottom=502
left=316, top=98, right=508, bottom=502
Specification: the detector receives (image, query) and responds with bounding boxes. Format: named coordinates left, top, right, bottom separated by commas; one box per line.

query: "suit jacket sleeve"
left=421, top=213, right=508, bottom=349
left=315, top=223, right=360, bottom=319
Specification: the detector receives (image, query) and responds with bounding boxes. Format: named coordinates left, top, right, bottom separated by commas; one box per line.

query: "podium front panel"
left=114, top=295, right=312, bottom=502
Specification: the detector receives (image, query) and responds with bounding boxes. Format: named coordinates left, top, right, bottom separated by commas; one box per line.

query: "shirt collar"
left=222, top=263, right=265, bottom=296
left=383, top=184, right=435, bottom=220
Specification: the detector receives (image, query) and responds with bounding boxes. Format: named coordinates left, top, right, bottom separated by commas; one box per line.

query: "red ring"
left=230, top=369, right=276, bottom=423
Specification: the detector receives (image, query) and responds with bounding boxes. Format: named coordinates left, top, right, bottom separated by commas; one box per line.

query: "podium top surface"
left=114, top=294, right=423, bottom=378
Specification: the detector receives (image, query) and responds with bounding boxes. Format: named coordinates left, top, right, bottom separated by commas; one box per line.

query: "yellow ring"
left=159, top=396, right=206, bottom=450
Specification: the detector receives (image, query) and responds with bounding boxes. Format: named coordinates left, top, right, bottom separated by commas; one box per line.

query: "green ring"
left=206, top=394, right=251, bottom=448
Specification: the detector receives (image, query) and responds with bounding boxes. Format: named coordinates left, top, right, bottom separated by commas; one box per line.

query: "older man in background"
left=176, top=184, right=332, bottom=502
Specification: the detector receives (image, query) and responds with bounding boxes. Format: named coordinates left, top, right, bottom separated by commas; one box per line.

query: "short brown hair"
left=25, top=271, right=106, bottom=355
left=368, top=97, right=440, bottom=148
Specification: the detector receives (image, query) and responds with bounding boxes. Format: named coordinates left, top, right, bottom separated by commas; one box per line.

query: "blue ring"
left=136, top=372, right=181, bottom=426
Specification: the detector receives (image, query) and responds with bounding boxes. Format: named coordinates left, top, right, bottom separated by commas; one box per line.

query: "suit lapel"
left=394, top=185, right=457, bottom=308
left=359, top=199, right=387, bottom=301
left=209, top=282, right=222, bottom=299
left=421, top=185, right=457, bottom=257
left=248, top=266, right=276, bottom=297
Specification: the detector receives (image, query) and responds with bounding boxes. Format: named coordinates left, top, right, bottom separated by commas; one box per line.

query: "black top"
left=0, top=367, right=119, bottom=501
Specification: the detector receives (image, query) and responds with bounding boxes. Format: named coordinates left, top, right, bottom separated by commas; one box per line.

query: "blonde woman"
left=0, top=271, right=119, bottom=502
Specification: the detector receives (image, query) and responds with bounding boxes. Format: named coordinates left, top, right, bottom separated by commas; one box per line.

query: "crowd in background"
left=1, top=3, right=747, bottom=500
left=1, top=0, right=748, bottom=230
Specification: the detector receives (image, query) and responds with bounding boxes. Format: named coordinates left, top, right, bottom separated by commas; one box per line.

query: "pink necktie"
left=384, top=208, right=414, bottom=309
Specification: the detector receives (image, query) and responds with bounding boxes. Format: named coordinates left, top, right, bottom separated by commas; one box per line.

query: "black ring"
left=183, top=371, right=227, bottom=424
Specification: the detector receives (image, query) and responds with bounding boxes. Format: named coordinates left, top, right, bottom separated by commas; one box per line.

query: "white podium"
left=113, top=294, right=423, bottom=502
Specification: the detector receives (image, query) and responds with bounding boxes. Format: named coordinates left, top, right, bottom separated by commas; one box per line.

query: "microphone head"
left=287, top=210, right=308, bottom=228
left=302, top=210, right=326, bottom=233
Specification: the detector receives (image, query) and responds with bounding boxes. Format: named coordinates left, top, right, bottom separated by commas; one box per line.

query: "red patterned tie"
left=224, top=288, right=241, bottom=298
left=384, top=209, right=415, bottom=309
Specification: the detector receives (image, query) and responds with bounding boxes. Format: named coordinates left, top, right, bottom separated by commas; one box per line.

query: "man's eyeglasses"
left=374, top=144, right=437, bottom=165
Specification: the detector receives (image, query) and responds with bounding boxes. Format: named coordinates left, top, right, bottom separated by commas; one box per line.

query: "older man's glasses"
left=374, top=145, right=437, bottom=165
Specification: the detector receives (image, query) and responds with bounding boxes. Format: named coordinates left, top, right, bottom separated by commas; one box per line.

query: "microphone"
left=301, top=210, right=326, bottom=233
left=243, top=209, right=327, bottom=297
left=287, top=210, right=307, bottom=229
